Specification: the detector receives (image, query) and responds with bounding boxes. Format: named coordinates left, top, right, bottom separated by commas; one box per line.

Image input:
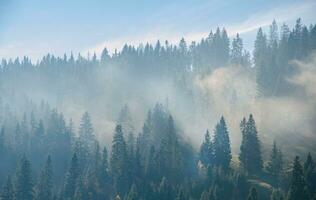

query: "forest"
left=0, top=18, right=316, bottom=200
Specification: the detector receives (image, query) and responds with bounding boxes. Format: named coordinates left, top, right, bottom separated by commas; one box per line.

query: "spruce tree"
left=240, top=114, right=262, bottom=175
left=254, top=28, right=268, bottom=96
left=1, top=176, right=14, bottom=200
left=199, top=130, right=213, bottom=167
left=36, top=155, right=53, bottom=200
left=110, top=125, right=129, bottom=196
left=266, top=141, right=283, bottom=186
left=287, top=156, right=309, bottom=200
left=239, top=117, right=247, bottom=169
left=63, top=153, right=80, bottom=200
left=213, top=116, right=231, bottom=171
left=247, top=187, right=258, bottom=200
left=231, top=33, right=243, bottom=65
left=78, top=112, right=95, bottom=153
left=304, top=153, right=316, bottom=197
left=15, top=156, right=34, bottom=200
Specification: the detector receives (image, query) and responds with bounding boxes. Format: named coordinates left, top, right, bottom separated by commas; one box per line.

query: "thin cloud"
left=86, top=1, right=315, bottom=57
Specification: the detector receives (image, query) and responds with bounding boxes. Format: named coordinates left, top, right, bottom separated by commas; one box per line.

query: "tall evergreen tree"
left=15, top=156, right=34, bottom=200
left=1, top=176, right=14, bottom=200
left=239, top=115, right=262, bottom=175
left=63, top=153, right=80, bottom=200
left=213, top=116, right=231, bottom=170
left=304, top=153, right=316, bottom=197
left=254, top=28, right=268, bottom=96
left=266, top=141, right=283, bottom=186
left=36, top=155, right=53, bottom=200
left=287, top=156, right=309, bottom=200
left=231, top=33, right=243, bottom=65
left=199, top=130, right=213, bottom=166
left=78, top=112, right=95, bottom=152
left=110, top=125, right=129, bottom=196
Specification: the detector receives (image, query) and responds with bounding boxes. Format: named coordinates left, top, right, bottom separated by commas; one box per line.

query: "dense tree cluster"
left=0, top=18, right=316, bottom=199
left=254, top=19, right=316, bottom=96
left=0, top=98, right=315, bottom=199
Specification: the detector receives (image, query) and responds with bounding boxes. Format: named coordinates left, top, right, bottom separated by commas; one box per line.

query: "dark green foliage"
left=213, top=116, right=231, bottom=171
left=36, top=155, right=53, bottom=200
left=287, top=156, right=309, bottom=200
left=304, top=153, right=316, bottom=198
left=110, top=125, right=129, bottom=196
left=239, top=114, right=262, bottom=175
left=15, top=156, right=34, bottom=200
left=1, top=176, right=14, bottom=200
left=63, top=153, right=80, bottom=200
left=199, top=130, right=214, bottom=167
left=247, top=187, right=258, bottom=200
left=266, top=141, right=283, bottom=186
left=0, top=18, right=315, bottom=199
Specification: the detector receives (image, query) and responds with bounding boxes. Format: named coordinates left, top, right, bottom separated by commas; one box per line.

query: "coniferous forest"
left=1, top=17, right=316, bottom=200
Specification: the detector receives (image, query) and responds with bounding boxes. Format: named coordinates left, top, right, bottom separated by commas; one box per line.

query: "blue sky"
left=0, top=0, right=315, bottom=61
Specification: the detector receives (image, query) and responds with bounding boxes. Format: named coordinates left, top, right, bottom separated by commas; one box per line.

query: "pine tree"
left=158, top=115, right=182, bottom=182
left=304, top=153, right=316, bottom=197
left=254, top=28, right=268, bottom=96
left=110, top=125, right=129, bottom=196
left=36, top=155, right=53, bottom=200
left=239, top=117, right=247, bottom=169
left=240, top=114, right=262, bottom=175
left=247, top=187, right=258, bottom=200
left=231, top=33, right=243, bottom=65
left=199, top=130, right=213, bottom=166
left=15, top=156, right=34, bottom=200
left=1, top=176, right=14, bottom=200
left=101, top=47, right=110, bottom=63
left=266, top=141, right=283, bottom=186
left=78, top=112, right=95, bottom=152
left=63, top=153, right=80, bottom=200
left=213, top=116, right=231, bottom=170
left=287, top=156, right=309, bottom=200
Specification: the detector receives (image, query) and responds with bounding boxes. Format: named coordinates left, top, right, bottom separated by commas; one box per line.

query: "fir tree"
left=78, top=112, right=95, bottom=152
left=199, top=130, right=213, bottom=166
left=304, top=153, right=316, bottom=197
left=110, top=125, right=129, bottom=196
left=239, top=117, right=247, bottom=169
left=287, top=156, right=309, bottom=200
left=63, top=153, right=80, bottom=200
left=1, top=176, right=14, bottom=200
left=15, top=156, right=34, bottom=200
left=266, top=141, right=283, bottom=186
left=231, top=33, right=243, bottom=65
left=36, top=155, right=53, bottom=200
left=240, top=114, right=262, bottom=175
left=213, top=116, right=231, bottom=171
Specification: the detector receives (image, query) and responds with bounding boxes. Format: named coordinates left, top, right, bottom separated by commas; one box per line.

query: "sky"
left=0, top=0, right=315, bottom=61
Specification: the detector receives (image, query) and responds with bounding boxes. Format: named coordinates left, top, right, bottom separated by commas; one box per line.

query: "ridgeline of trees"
left=0, top=19, right=316, bottom=199
left=1, top=19, right=315, bottom=97
left=0, top=101, right=315, bottom=200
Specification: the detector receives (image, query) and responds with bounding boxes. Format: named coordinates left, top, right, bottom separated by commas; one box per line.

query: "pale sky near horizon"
left=0, top=0, right=315, bottom=61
